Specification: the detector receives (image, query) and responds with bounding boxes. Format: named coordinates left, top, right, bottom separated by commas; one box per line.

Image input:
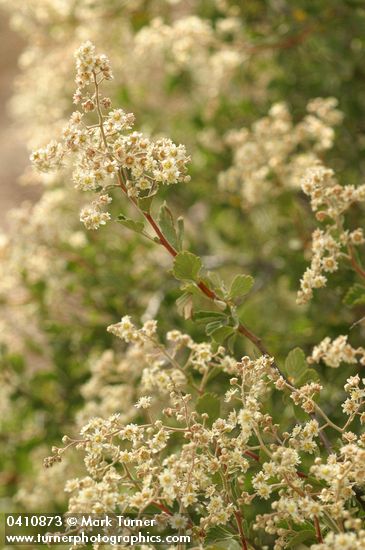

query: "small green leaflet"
left=210, top=325, right=235, bottom=344
left=344, top=283, right=365, bottom=306
left=117, top=214, right=144, bottom=233
left=173, top=251, right=202, bottom=281
left=138, top=195, right=154, bottom=213
left=193, top=310, right=227, bottom=324
left=286, top=529, right=315, bottom=548
left=284, top=347, right=307, bottom=382
left=228, top=274, right=254, bottom=300
left=158, top=202, right=179, bottom=251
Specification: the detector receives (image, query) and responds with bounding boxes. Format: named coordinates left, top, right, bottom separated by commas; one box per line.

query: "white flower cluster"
left=79, top=194, right=111, bottom=230
left=77, top=348, right=145, bottom=426
left=38, top=314, right=365, bottom=548
left=107, top=316, right=236, bottom=380
left=73, top=40, right=113, bottom=94
left=297, top=163, right=365, bottom=304
left=107, top=315, right=157, bottom=343
left=50, top=353, right=275, bottom=537
left=308, top=335, right=365, bottom=368
left=134, top=15, right=243, bottom=103
left=219, top=98, right=343, bottom=207
left=297, top=227, right=343, bottom=304
left=342, top=374, right=365, bottom=417
left=31, top=42, right=190, bottom=230
left=310, top=442, right=365, bottom=514
left=302, top=163, right=365, bottom=220
left=30, top=140, right=64, bottom=172
left=312, top=531, right=365, bottom=550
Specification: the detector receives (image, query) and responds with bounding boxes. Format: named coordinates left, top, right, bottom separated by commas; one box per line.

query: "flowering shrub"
left=2, top=3, right=365, bottom=550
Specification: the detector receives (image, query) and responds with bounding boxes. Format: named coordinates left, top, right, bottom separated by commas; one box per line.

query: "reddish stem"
left=314, top=515, right=323, bottom=543
left=233, top=510, right=249, bottom=550
left=152, top=501, right=173, bottom=516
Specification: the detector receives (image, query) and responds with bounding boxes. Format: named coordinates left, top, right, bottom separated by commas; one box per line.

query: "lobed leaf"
left=117, top=214, right=144, bottom=233
left=228, top=274, right=254, bottom=300
left=173, top=251, right=202, bottom=281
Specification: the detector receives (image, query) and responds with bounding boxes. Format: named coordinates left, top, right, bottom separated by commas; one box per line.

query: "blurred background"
left=0, top=13, right=34, bottom=227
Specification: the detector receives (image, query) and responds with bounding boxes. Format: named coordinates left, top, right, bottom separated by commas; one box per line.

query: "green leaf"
left=284, top=347, right=307, bottom=381
left=214, top=299, right=227, bottom=311
left=138, top=195, right=154, bottom=213
left=205, top=526, right=241, bottom=549
left=158, top=202, right=178, bottom=250
left=206, top=541, right=241, bottom=550
left=292, top=403, right=309, bottom=423
left=287, top=529, right=315, bottom=548
left=196, top=393, right=220, bottom=426
left=226, top=332, right=237, bottom=353
left=207, top=271, right=224, bottom=290
left=344, top=283, right=365, bottom=306
left=181, top=283, right=202, bottom=297
left=176, top=216, right=184, bottom=251
left=173, top=251, right=202, bottom=281
left=193, top=311, right=227, bottom=324
left=297, top=368, right=320, bottom=386
left=259, top=448, right=268, bottom=464
left=117, top=214, right=144, bottom=233
left=211, top=325, right=236, bottom=344
left=206, top=320, right=227, bottom=336
left=228, top=274, right=254, bottom=300
left=176, top=292, right=193, bottom=319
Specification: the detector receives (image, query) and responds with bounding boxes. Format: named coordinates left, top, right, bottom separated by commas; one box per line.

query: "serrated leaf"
left=228, top=274, right=254, bottom=300
left=211, top=325, right=236, bottom=344
left=117, top=215, right=144, bottom=233
left=158, top=202, right=178, bottom=250
left=173, top=251, right=202, bottom=281
left=287, top=529, right=315, bottom=548
left=176, top=292, right=193, bottom=319
left=196, top=393, right=220, bottom=426
left=285, top=347, right=307, bottom=381
left=344, top=284, right=365, bottom=306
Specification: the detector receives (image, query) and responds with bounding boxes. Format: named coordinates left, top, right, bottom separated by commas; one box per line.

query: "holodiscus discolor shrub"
left=2, top=2, right=365, bottom=550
